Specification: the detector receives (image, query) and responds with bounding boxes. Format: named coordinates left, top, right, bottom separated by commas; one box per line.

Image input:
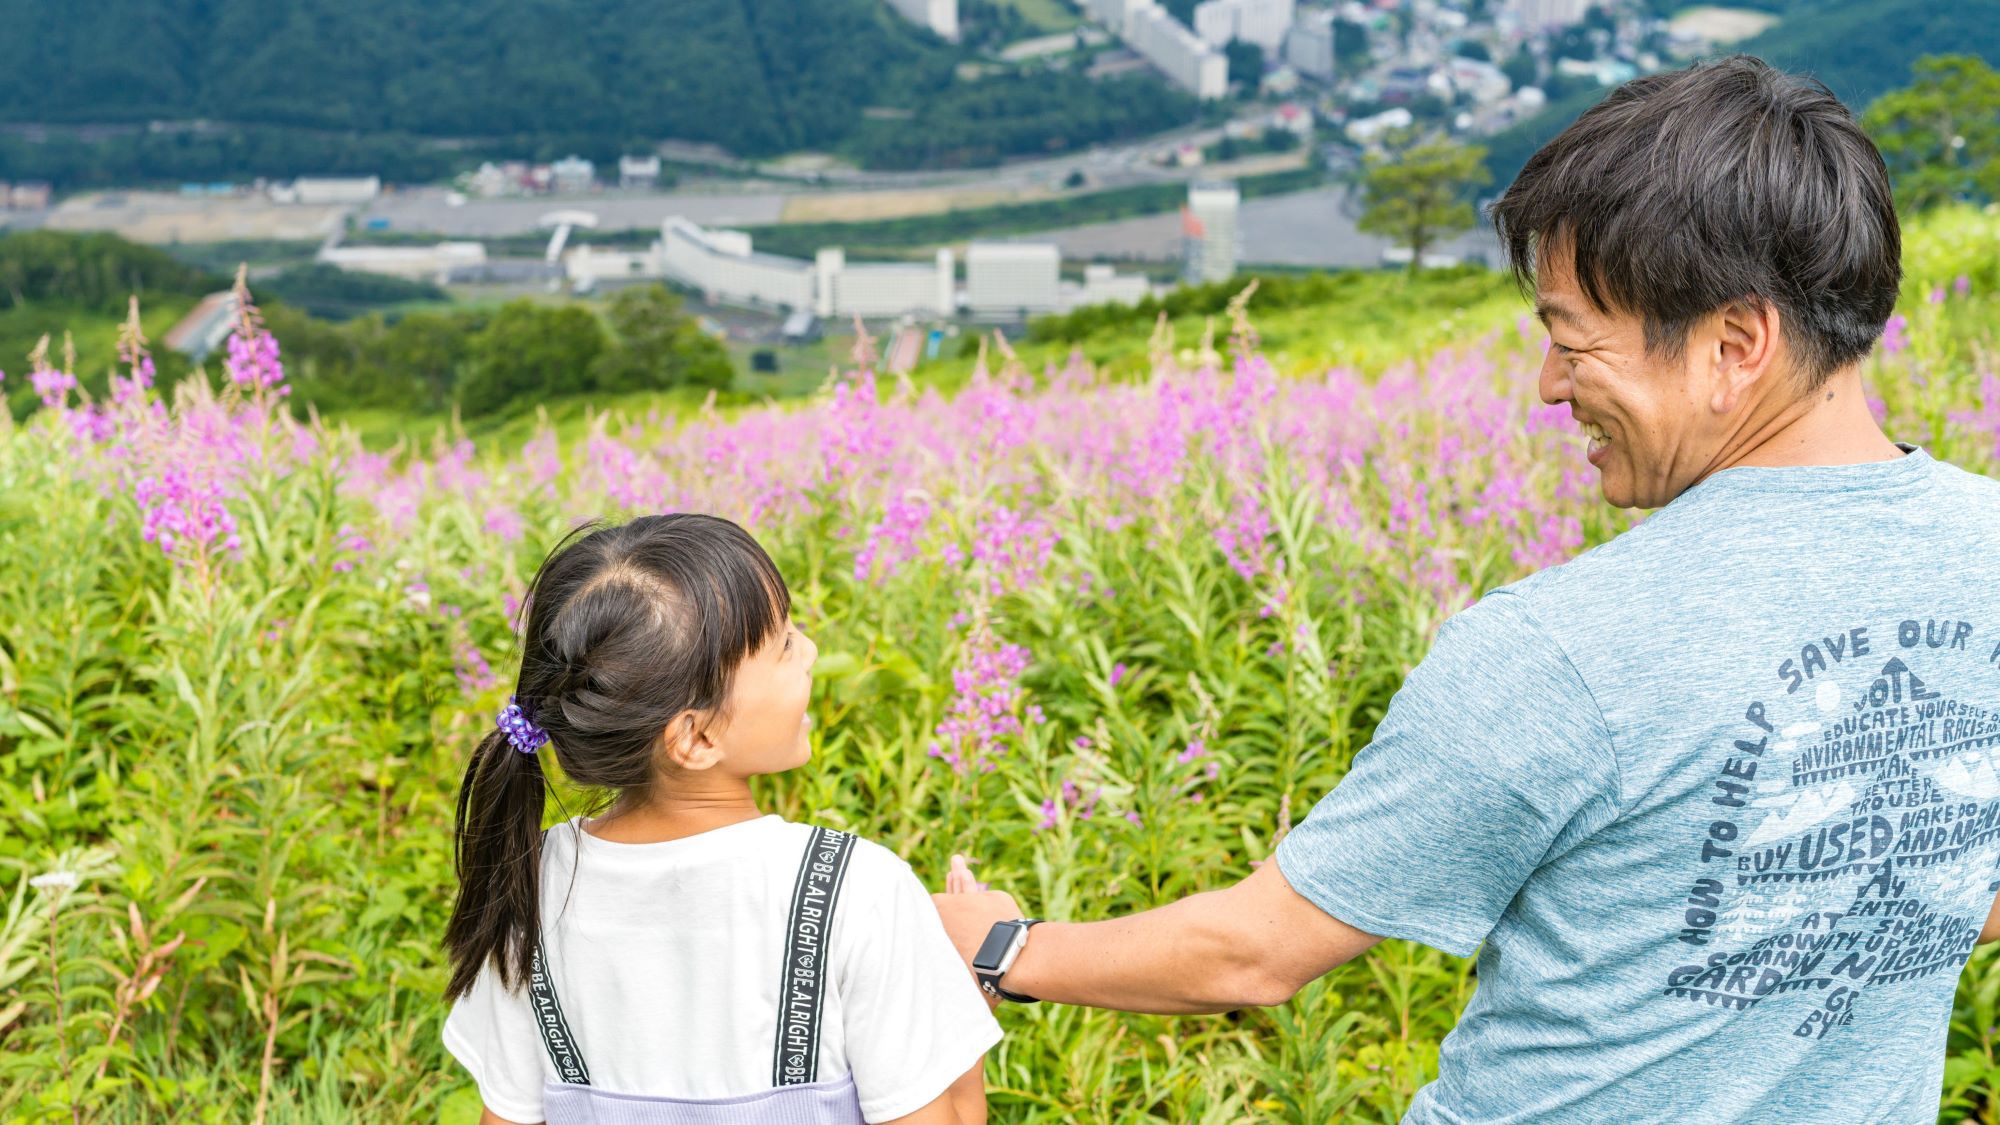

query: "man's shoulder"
left=1494, top=507, right=1682, bottom=613
left=1928, top=454, right=2000, bottom=503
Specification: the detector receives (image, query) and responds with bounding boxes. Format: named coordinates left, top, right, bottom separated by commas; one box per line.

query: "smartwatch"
left=971, top=918, right=1042, bottom=1002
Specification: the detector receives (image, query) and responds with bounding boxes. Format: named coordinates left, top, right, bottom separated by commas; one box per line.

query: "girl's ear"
left=659, top=710, right=725, bottom=772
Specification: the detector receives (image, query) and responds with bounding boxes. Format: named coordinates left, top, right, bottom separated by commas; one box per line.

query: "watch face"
left=972, top=923, right=1018, bottom=971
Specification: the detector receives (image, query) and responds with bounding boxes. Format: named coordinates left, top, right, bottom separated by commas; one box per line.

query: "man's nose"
left=1537, top=347, right=1570, bottom=406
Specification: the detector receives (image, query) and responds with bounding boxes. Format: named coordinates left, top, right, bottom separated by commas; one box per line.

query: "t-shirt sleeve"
left=837, top=848, right=1004, bottom=1123
left=1274, top=589, right=1619, bottom=958
left=442, top=958, right=548, bottom=1124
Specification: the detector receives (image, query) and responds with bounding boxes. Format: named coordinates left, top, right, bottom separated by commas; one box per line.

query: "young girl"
left=442, top=513, right=1002, bottom=1124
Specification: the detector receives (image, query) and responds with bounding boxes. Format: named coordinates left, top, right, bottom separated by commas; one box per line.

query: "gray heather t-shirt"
left=1276, top=446, right=2000, bottom=1122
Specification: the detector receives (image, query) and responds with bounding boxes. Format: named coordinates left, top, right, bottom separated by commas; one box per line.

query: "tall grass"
left=2, top=207, right=1998, bottom=1122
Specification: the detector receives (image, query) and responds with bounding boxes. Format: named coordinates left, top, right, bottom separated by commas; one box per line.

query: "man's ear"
left=1708, top=296, right=1784, bottom=415
left=659, top=710, right=725, bottom=772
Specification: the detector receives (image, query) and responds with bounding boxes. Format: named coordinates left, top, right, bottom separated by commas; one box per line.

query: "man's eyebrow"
left=1534, top=299, right=1586, bottom=330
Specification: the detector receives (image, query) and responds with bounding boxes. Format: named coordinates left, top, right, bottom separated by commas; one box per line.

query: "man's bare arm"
left=934, top=859, right=1380, bottom=1014
left=1982, top=884, right=2000, bottom=943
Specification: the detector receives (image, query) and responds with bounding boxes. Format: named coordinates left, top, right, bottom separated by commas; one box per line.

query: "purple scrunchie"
left=496, top=696, right=549, bottom=755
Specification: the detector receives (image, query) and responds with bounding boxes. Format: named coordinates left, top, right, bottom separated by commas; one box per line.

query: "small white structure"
left=465, top=162, right=513, bottom=198
left=1271, top=101, right=1313, bottom=135
left=1448, top=58, right=1512, bottom=103
left=316, top=241, right=485, bottom=284
left=884, top=0, right=958, bottom=40
left=967, top=242, right=1062, bottom=318
left=7, top=181, right=52, bottom=210
left=1076, top=264, right=1152, bottom=308
left=1183, top=181, right=1239, bottom=285
left=1381, top=246, right=1463, bottom=269
left=1346, top=106, right=1414, bottom=144
left=283, top=176, right=382, bottom=205
left=551, top=155, right=596, bottom=193
left=618, top=155, right=662, bottom=189
left=565, top=244, right=659, bottom=292
left=541, top=209, right=599, bottom=263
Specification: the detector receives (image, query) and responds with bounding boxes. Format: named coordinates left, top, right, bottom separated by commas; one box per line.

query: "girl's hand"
left=933, top=854, right=1019, bottom=1011
left=944, top=853, right=987, bottom=894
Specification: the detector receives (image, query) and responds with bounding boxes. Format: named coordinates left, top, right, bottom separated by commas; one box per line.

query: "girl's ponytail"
left=443, top=723, right=548, bottom=1000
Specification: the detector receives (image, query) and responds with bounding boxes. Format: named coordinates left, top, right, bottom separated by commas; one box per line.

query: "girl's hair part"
left=444, top=513, right=791, bottom=1000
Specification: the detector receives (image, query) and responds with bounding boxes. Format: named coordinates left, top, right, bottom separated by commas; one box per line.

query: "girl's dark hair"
left=444, top=513, right=790, bottom=1000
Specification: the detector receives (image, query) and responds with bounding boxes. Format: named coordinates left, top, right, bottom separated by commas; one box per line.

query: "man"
left=935, top=55, right=2000, bottom=1121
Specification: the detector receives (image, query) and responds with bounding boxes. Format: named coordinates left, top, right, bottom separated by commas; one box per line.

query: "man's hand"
left=932, top=854, right=1021, bottom=1010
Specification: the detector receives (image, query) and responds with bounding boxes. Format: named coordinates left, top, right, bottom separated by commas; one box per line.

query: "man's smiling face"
left=1534, top=240, right=1717, bottom=511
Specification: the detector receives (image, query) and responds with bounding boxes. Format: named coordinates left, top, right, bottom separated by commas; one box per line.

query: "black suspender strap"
left=771, top=825, right=857, bottom=1087
left=528, top=829, right=591, bottom=1085
left=529, top=940, right=591, bottom=1084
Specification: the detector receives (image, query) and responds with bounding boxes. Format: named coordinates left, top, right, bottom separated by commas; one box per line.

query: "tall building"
left=966, top=242, right=1062, bottom=318
left=1284, top=9, right=1337, bottom=81
left=1192, top=0, right=1295, bottom=52
left=1182, top=182, right=1240, bottom=285
left=1510, top=0, right=1590, bottom=30
left=884, top=0, right=959, bottom=40
left=1128, top=3, right=1230, bottom=99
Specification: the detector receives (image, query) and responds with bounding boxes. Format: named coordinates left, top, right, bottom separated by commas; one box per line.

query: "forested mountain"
left=0, top=0, right=1196, bottom=184
left=1483, top=0, right=2000, bottom=191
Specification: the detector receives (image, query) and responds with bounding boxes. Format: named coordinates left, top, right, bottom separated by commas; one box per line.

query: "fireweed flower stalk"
left=223, top=266, right=287, bottom=398
left=52, top=286, right=318, bottom=569
left=26, top=334, right=79, bottom=412
left=929, top=618, right=1037, bottom=775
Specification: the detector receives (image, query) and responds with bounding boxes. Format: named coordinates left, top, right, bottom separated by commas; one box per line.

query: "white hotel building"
left=659, top=219, right=815, bottom=312
left=814, top=248, right=955, bottom=319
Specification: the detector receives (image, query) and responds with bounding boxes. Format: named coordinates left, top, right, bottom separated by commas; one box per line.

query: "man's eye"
left=1551, top=342, right=1574, bottom=355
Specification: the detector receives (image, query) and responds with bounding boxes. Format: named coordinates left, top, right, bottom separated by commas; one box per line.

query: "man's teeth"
left=1581, top=421, right=1609, bottom=443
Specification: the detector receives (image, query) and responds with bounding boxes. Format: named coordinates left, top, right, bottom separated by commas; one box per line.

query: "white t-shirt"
left=443, top=815, right=1002, bottom=1124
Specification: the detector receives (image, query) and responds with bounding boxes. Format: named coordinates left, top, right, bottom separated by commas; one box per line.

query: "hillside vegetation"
left=2, top=205, right=1997, bottom=1123
left=0, top=0, right=1196, bottom=185
left=1484, top=0, right=2000, bottom=189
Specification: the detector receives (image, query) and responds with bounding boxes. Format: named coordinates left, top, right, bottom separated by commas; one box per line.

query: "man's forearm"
left=999, top=887, right=1291, bottom=1014
left=933, top=856, right=1378, bottom=1017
